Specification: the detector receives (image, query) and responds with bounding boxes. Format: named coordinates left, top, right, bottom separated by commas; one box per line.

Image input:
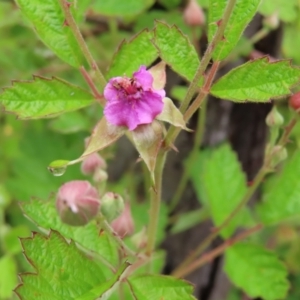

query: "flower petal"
left=148, top=61, right=167, bottom=90
left=133, top=66, right=153, bottom=89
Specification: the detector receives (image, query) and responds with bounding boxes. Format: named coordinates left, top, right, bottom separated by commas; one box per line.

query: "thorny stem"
left=145, top=152, right=166, bottom=256
left=169, top=98, right=208, bottom=212
left=79, top=66, right=105, bottom=105
left=172, top=224, right=263, bottom=278
left=172, top=167, right=267, bottom=275
left=59, top=0, right=107, bottom=90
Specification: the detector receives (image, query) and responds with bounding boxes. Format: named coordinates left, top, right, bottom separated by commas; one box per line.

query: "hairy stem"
left=59, top=0, right=107, bottom=90
left=145, top=152, right=166, bottom=256
left=173, top=224, right=263, bottom=278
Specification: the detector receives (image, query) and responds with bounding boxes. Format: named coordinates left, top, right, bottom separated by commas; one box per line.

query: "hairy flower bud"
left=111, top=202, right=134, bottom=238
left=289, top=92, right=300, bottom=112
left=81, top=153, right=107, bottom=175
left=100, top=192, right=124, bottom=222
left=56, top=180, right=100, bottom=226
left=270, top=145, right=288, bottom=167
left=183, top=0, right=205, bottom=27
left=266, top=106, right=284, bottom=127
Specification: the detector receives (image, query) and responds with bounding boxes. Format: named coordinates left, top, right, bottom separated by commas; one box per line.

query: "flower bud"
left=81, top=153, right=107, bottom=175
left=270, top=145, right=288, bottom=167
left=266, top=106, right=284, bottom=127
left=289, top=92, right=300, bottom=113
left=93, top=169, right=108, bottom=183
left=111, top=202, right=134, bottom=238
left=56, top=180, right=100, bottom=226
left=263, top=13, right=279, bottom=30
left=130, top=227, right=147, bottom=250
left=183, top=0, right=205, bottom=27
left=100, top=192, right=124, bottom=222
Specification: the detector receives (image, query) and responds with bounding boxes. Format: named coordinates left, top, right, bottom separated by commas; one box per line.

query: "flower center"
left=114, top=77, right=143, bottom=102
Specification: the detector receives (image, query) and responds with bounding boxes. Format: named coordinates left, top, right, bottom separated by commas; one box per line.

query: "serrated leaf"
left=225, top=242, right=289, bottom=300
left=106, top=30, right=158, bottom=79
left=210, top=58, right=300, bottom=102
left=256, top=152, right=300, bottom=225
left=15, top=231, right=110, bottom=300
left=128, top=274, right=196, bottom=300
left=0, top=255, right=17, bottom=299
left=202, top=144, right=253, bottom=238
left=76, top=262, right=130, bottom=300
left=92, top=0, right=154, bottom=18
left=15, top=0, right=83, bottom=67
left=208, top=0, right=261, bottom=61
left=21, top=197, right=119, bottom=267
left=259, top=0, right=298, bottom=22
left=0, top=77, right=94, bottom=119
left=153, top=21, right=201, bottom=83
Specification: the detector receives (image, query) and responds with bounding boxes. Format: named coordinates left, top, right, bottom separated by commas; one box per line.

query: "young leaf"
left=128, top=274, right=196, bottom=300
left=210, top=58, right=300, bottom=102
left=208, top=0, right=261, bottom=61
left=259, top=0, right=298, bottom=22
left=0, top=255, right=17, bottom=299
left=15, top=230, right=110, bottom=300
left=15, top=0, right=83, bottom=68
left=225, top=242, right=289, bottom=300
left=256, top=153, right=300, bottom=225
left=202, top=144, right=253, bottom=238
left=21, top=197, right=119, bottom=267
left=106, top=30, right=158, bottom=79
left=153, top=21, right=201, bottom=84
left=0, top=77, right=94, bottom=119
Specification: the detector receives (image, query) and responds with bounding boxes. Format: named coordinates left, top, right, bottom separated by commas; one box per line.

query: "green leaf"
left=106, top=30, right=158, bottom=79
left=76, top=262, right=130, bottom=300
left=15, top=230, right=110, bottom=300
left=259, top=0, right=298, bottom=22
left=208, top=0, right=261, bottom=60
left=0, top=255, right=17, bottom=299
left=283, top=18, right=300, bottom=64
left=92, top=0, right=154, bottom=18
left=154, top=21, right=201, bottom=83
left=211, top=58, right=300, bottom=102
left=202, top=144, right=252, bottom=238
left=15, top=0, right=83, bottom=67
left=21, top=197, right=119, bottom=267
left=158, top=0, right=181, bottom=9
left=0, top=77, right=94, bottom=119
left=170, top=85, right=188, bottom=102
left=257, top=152, right=300, bottom=225
left=128, top=275, right=196, bottom=300
left=225, top=242, right=289, bottom=300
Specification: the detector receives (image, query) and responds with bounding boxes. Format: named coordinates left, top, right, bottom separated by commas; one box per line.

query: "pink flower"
left=111, top=202, right=134, bottom=238
left=56, top=180, right=100, bottom=226
left=104, top=66, right=165, bottom=131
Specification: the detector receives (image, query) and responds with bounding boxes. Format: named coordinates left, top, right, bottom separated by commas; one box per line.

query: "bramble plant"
left=1, top=0, right=300, bottom=299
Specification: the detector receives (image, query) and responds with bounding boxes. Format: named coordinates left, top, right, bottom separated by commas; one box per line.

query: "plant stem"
left=59, top=0, right=107, bottom=90
left=278, top=116, right=298, bottom=146
left=169, top=98, right=207, bottom=212
left=172, top=167, right=266, bottom=275
left=96, top=215, right=136, bottom=257
left=179, top=0, right=237, bottom=115
left=145, top=152, right=166, bottom=256
left=79, top=66, right=105, bottom=105
left=172, top=224, right=263, bottom=278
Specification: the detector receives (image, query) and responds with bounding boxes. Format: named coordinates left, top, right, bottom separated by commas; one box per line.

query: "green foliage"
left=202, top=144, right=253, bottom=237
left=154, top=21, right=201, bottom=83
left=211, top=58, right=300, bottom=102
left=283, top=17, right=300, bottom=64
left=259, top=0, right=298, bottom=22
left=225, top=242, right=289, bottom=300
left=21, top=197, right=119, bottom=267
left=92, top=0, right=154, bottom=18
left=128, top=275, right=196, bottom=300
left=106, top=30, right=158, bottom=79
left=15, top=0, right=83, bottom=67
left=15, top=230, right=110, bottom=300
left=257, top=153, right=300, bottom=225
left=0, top=77, right=94, bottom=119
left=0, top=255, right=17, bottom=299
left=208, top=0, right=261, bottom=60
